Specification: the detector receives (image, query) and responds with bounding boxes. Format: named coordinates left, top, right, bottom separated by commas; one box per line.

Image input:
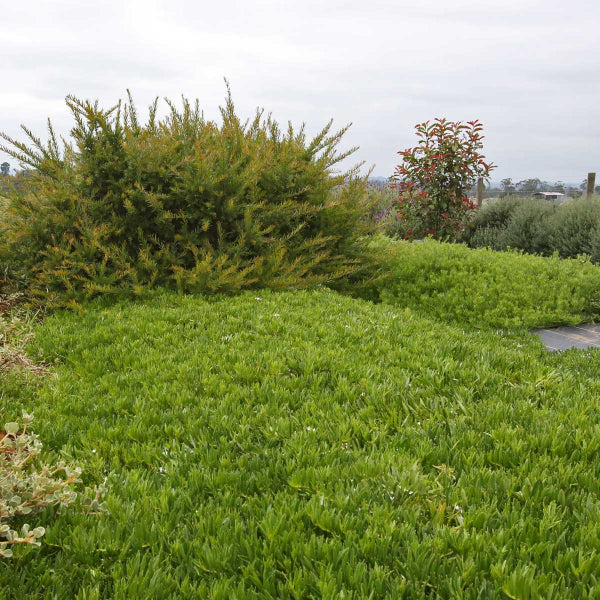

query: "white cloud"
left=1, top=0, right=599, bottom=181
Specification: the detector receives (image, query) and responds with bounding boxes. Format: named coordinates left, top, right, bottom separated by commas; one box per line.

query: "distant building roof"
left=533, top=192, right=566, bottom=197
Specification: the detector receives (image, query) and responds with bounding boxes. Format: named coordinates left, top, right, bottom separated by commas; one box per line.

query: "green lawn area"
left=371, top=239, right=600, bottom=330
left=3, top=244, right=600, bottom=598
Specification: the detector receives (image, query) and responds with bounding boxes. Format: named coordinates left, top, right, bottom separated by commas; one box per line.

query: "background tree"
left=566, top=186, right=583, bottom=199
left=517, top=178, right=542, bottom=193
left=500, top=178, right=515, bottom=195
left=0, top=162, right=9, bottom=176
left=392, top=119, right=496, bottom=241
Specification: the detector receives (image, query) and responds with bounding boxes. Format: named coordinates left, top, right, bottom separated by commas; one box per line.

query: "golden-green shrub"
left=0, top=88, right=382, bottom=306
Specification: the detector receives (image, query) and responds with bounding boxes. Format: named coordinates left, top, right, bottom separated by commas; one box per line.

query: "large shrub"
left=0, top=89, right=382, bottom=306
left=463, top=196, right=525, bottom=250
left=467, top=196, right=555, bottom=253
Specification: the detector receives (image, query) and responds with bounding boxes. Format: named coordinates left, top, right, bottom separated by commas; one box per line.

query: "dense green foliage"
left=4, top=85, right=600, bottom=597
left=3, top=241, right=600, bottom=597
left=372, top=239, right=600, bottom=329
left=467, top=196, right=600, bottom=262
left=548, top=198, right=600, bottom=261
left=0, top=91, right=381, bottom=306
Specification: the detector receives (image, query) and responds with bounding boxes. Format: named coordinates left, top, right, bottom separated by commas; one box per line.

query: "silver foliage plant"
left=0, top=412, right=104, bottom=558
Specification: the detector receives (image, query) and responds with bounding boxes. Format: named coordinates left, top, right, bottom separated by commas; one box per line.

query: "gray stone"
left=532, top=324, right=600, bottom=352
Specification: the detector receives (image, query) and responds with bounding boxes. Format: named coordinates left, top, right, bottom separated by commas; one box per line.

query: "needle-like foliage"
left=0, top=87, right=382, bottom=306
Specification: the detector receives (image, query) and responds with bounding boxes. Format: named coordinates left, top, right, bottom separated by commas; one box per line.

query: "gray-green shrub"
left=499, top=198, right=556, bottom=255
left=547, top=198, right=600, bottom=260
left=467, top=196, right=600, bottom=263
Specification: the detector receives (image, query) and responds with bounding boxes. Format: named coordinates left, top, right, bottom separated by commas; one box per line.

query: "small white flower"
left=273, top=313, right=280, bottom=317
left=255, top=297, right=262, bottom=301
left=92, top=449, right=97, bottom=454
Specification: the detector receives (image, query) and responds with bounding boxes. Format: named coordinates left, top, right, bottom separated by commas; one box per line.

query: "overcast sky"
left=2, top=0, right=599, bottom=183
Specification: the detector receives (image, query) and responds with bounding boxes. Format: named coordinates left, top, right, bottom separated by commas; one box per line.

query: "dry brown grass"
left=0, top=338, right=49, bottom=376
left=0, top=295, right=48, bottom=376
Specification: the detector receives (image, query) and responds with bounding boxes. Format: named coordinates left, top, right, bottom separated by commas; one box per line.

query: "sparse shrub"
left=365, top=183, right=394, bottom=222
left=364, top=184, right=415, bottom=239
left=0, top=87, right=382, bottom=306
left=392, top=119, right=495, bottom=241
left=0, top=300, right=48, bottom=375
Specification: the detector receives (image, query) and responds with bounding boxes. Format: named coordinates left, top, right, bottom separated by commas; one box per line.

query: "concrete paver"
left=532, top=324, right=600, bottom=352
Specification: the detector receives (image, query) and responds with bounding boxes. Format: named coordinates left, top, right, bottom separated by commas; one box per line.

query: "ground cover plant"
left=370, top=238, right=600, bottom=329
left=0, top=89, right=384, bottom=307
left=3, top=250, right=600, bottom=597
left=0, top=413, right=84, bottom=559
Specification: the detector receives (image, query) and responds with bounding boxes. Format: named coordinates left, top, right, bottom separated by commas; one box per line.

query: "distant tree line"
left=497, top=177, right=599, bottom=198
left=369, top=176, right=600, bottom=200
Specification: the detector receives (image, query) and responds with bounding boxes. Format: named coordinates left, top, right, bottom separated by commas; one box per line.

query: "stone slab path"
left=532, top=324, right=600, bottom=352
